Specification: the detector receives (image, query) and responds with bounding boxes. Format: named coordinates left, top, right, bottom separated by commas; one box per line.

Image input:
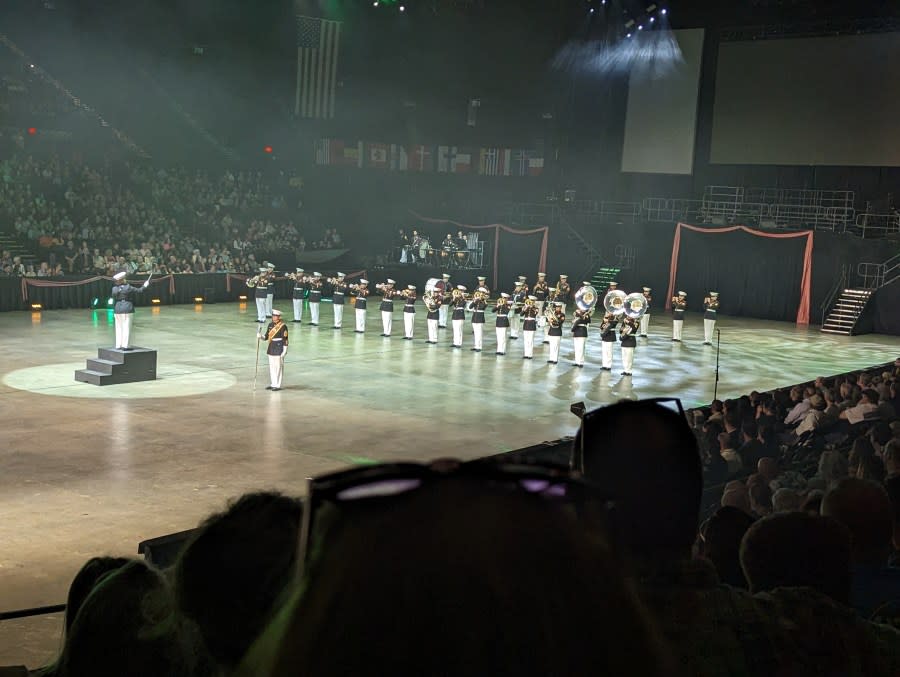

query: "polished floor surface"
left=1, top=300, right=899, bottom=666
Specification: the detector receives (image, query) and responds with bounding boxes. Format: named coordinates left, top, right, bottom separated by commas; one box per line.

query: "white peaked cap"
left=313, top=272, right=322, bottom=277
left=457, top=285, right=467, bottom=291
left=500, top=292, right=510, bottom=298
left=478, top=287, right=488, bottom=293
left=527, top=295, right=537, bottom=300
left=386, top=279, right=395, bottom=284
left=678, top=291, right=686, bottom=295
left=296, top=268, right=304, bottom=273
left=360, top=279, right=369, bottom=284
left=272, top=309, right=282, bottom=315
left=113, top=271, right=127, bottom=280
left=643, top=287, right=651, bottom=292
left=407, top=284, right=416, bottom=290
left=337, top=272, right=345, bottom=277
left=710, top=291, right=718, bottom=296
left=259, top=268, right=268, bottom=273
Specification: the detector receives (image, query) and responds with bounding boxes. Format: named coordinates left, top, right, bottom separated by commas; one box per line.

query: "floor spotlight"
left=238, top=294, right=248, bottom=301
left=193, top=296, right=204, bottom=303
left=30, top=303, right=43, bottom=311
left=151, top=298, right=162, bottom=304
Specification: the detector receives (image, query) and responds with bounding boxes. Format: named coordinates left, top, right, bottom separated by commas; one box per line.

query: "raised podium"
left=75, top=347, right=158, bottom=386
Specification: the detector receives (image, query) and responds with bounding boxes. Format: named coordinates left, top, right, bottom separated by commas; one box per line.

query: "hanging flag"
left=409, top=145, right=433, bottom=172
left=527, top=151, right=545, bottom=176
left=368, top=142, right=389, bottom=169
left=452, top=148, right=473, bottom=174
left=437, top=145, right=455, bottom=173
left=479, top=148, right=512, bottom=176
left=342, top=141, right=363, bottom=168
left=390, top=144, right=408, bottom=171
left=295, top=15, right=342, bottom=119
left=511, top=149, right=529, bottom=177
left=315, top=138, right=333, bottom=165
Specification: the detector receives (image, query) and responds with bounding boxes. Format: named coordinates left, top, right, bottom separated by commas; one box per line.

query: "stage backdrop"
left=665, top=223, right=813, bottom=324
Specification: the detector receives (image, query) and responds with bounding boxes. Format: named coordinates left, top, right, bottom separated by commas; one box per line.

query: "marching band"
left=247, top=268, right=723, bottom=374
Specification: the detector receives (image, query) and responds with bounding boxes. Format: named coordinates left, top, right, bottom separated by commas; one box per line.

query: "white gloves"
left=142, top=281, right=149, bottom=288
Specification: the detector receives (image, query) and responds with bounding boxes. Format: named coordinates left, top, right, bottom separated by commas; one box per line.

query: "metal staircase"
left=821, top=289, right=874, bottom=335
left=591, top=267, right=621, bottom=290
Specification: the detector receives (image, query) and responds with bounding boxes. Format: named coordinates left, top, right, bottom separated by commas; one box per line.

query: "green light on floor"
left=337, top=455, right=381, bottom=466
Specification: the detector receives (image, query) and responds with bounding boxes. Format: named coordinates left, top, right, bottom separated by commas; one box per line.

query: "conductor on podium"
left=111, top=271, right=149, bottom=350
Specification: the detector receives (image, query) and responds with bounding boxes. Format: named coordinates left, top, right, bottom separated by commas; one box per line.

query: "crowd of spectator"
left=0, top=151, right=344, bottom=278
left=0, top=359, right=896, bottom=676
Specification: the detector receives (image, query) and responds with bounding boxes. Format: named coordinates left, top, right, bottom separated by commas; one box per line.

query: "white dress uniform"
left=494, top=293, right=511, bottom=355
left=703, top=292, right=719, bottom=344
left=546, top=303, right=564, bottom=364
left=470, top=287, right=488, bottom=351
left=403, top=286, right=416, bottom=339
left=354, top=281, right=369, bottom=332
left=308, top=273, right=323, bottom=325
left=265, top=264, right=275, bottom=317
left=331, top=274, right=347, bottom=328
left=254, top=268, right=268, bottom=323
left=639, top=287, right=652, bottom=337
left=438, top=274, right=451, bottom=328
left=599, top=314, right=618, bottom=370
left=291, top=268, right=306, bottom=323
left=262, top=310, right=288, bottom=390
left=521, top=296, right=538, bottom=359
left=111, top=271, right=148, bottom=349
left=380, top=279, right=396, bottom=336
left=672, top=291, right=686, bottom=341
left=451, top=286, right=467, bottom=348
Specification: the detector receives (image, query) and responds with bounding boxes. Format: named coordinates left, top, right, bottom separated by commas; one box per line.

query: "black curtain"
left=496, top=229, right=544, bottom=290
left=674, top=228, right=808, bottom=322
left=874, top=278, right=900, bottom=336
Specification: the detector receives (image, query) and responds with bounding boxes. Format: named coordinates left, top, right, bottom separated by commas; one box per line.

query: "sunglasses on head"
left=296, top=459, right=611, bottom=577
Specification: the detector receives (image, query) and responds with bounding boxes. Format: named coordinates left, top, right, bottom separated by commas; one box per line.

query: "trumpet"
left=423, top=293, right=441, bottom=312
left=246, top=274, right=262, bottom=288
left=705, top=297, right=719, bottom=310
left=544, top=304, right=564, bottom=328
left=326, top=276, right=344, bottom=285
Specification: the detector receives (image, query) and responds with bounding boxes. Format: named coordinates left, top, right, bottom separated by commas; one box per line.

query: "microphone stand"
left=713, top=328, right=721, bottom=402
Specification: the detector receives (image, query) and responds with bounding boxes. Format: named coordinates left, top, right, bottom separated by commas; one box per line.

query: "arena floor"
left=1, top=300, right=899, bottom=667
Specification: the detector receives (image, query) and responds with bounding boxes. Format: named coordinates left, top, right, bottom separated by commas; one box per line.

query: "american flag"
left=295, top=15, right=341, bottom=119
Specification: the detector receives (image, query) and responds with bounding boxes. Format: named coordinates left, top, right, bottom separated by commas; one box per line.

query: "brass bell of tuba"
left=575, top=285, right=599, bottom=314
left=603, top=289, right=627, bottom=315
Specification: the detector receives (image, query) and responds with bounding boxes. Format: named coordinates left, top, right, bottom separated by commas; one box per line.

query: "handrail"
left=0, top=603, right=65, bottom=621
left=821, top=264, right=848, bottom=325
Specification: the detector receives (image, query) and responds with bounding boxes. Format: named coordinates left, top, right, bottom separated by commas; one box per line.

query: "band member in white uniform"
left=438, top=273, right=451, bottom=328
left=111, top=271, right=149, bottom=349
left=330, top=272, right=347, bottom=329
left=553, top=274, right=571, bottom=316
left=571, top=306, right=590, bottom=368
left=533, top=272, right=549, bottom=344
left=619, top=315, right=639, bottom=375
left=424, top=291, right=440, bottom=344
left=639, top=287, right=652, bottom=337
left=378, top=279, right=397, bottom=337
left=291, top=268, right=306, bottom=323
left=450, top=285, right=467, bottom=348
left=493, top=293, right=511, bottom=355
left=260, top=308, right=288, bottom=391
left=599, top=311, right=618, bottom=371
left=703, top=291, right=719, bottom=345
left=402, top=285, right=417, bottom=339
left=353, top=280, right=370, bottom=333
left=265, top=262, right=275, bottom=317
left=546, top=302, right=565, bottom=364
left=509, top=278, right=526, bottom=339
left=521, top=296, right=538, bottom=359
left=672, top=290, right=687, bottom=342
left=308, top=272, right=323, bottom=326
left=251, top=267, right=268, bottom=323
left=469, top=287, right=488, bottom=352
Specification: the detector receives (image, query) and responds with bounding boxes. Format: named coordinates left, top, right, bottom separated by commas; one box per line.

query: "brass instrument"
left=705, top=297, right=719, bottom=310
left=621, top=293, right=648, bottom=319
left=574, top=285, right=599, bottom=315
left=599, top=312, right=616, bottom=333
left=246, top=274, right=262, bottom=288
left=620, top=316, right=639, bottom=337
left=423, top=293, right=441, bottom=312
left=544, top=304, right=564, bottom=328
left=603, top=289, right=627, bottom=315
left=672, top=295, right=687, bottom=310
left=326, top=276, right=345, bottom=285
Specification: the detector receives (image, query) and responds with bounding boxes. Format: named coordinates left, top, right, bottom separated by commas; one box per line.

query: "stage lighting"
left=238, top=294, right=248, bottom=301
left=638, top=24, right=643, bottom=30
left=661, top=8, right=667, bottom=14
left=649, top=16, right=655, bottom=23
left=151, top=298, right=161, bottom=304
left=193, top=296, right=204, bottom=303
left=589, top=7, right=594, bottom=12
left=30, top=303, right=42, bottom=310
left=263, top=145, right=273, bottom=154
left=399, top=4, right=405, bottom=11
left=626, top=32, right=632, bottom=37
left=91, top=297, right=99, bottom=308
left=373, top=1, right=378, bottom=5
left=107, top=297, right=114, bottom=307
left=27, top=127, right=37, bottom=136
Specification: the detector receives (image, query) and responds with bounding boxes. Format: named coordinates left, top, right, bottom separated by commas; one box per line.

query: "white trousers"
left=672, top=319, right=684, bottom=341
left=496, top=327, right=508, bottom=354
left=292, top=299, right=303, bottom=322
left=399, top=247, right=408, bottom=263
left=427, top=318, right=438, bottom=342
left=333, top=304, right=343, bottom=328
left=639, top=313, right=650, bottom=336
left=523, top=330, right=535, bottom=357
left=704, top=318, right=716, bottom=343
left=404, top=313, right=415, bottom=338
left=310, top=303, right=320, bottom=325
left=439, top=304, right=448, bottom=327
left=452, top=318, right=464, bottom=347
left=535, top=302, right=546, bottom=340
left=472, top=323, right=484, bottom=350
left=355, top=308, right=366, bottom=332
left=601, top=341, right=614, bottom=369
left=114, top=313, right=133, bottom=349
left=548, top=335, right=561, bottom=362
left=621, top=346, right=635, bottom=373
left=510, top=313, right=520, bottom=337
left=573, top=336, right=586, bottom=365
left=381, top=311, right=393, bottom=335
left=256, top=298, right=267, bottom=322
left=266, top=293, right=273, bottom=316
left=268, top=354, right=284, bottom=388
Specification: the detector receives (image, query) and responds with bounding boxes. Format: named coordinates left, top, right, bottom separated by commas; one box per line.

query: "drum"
left=440, top=248, right=451, bottom=262
left=425, top=277, right=447, bottom=295
left=418, top=238, right=430, bottom=260
left=455, top=250, right=467, bottom=262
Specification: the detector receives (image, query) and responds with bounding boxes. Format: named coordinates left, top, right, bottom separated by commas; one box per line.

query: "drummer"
left=440, top=233, right=455, bottom=270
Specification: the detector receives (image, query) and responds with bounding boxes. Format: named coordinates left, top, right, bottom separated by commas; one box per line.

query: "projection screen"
left=621, top=28, right=706, bottom=175
left=710, top=32, right=900, bottom=166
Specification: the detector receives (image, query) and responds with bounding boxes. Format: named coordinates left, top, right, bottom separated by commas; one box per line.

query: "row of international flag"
left=314, top=139, right=545, bottom=177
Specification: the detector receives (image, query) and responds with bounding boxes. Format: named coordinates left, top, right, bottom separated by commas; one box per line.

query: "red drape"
left=410, top=211, right=549, bottom=291
left=21, top=274, right=176, bottom=300
left=665, top=223, right=814, bottom=325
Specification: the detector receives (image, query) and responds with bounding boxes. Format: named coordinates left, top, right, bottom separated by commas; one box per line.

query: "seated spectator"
left=698, top=506, right=755, bottom=588
left=801, top=490, right=825, bottom=515
left=822, top=478, right=900, bottom=622
left=747, top=473, right=773, bottom=517
left=574, top=399, right=900, bottom=676
left=718, top=431, right=743, bottom=475
left=808, top=449, right=849, bottom=492
left=840, top=389, right=879, bottom=425
left=772, top=487, right=804, bottom=512
left=739, top=421, right=765, bottom=471
left=53, top=560, right=203, bottom=677
left=850, top=438, right=885, bottom=483
left=174, top=491, right=302, bottom=674
left=784, top=386, right=813, bottom=427
left=884, top=439, right=900, bottom=478
left=721, top=479, right=753, bottom=516
left=823, top=387, right=841, bottom=420
left=740, top=512, right=852, bottom=604
left=794, top=393, right=828, bottom=438
left=758, top=456, right=807, bottom=493
left=241, top=472, right=671, bottom=677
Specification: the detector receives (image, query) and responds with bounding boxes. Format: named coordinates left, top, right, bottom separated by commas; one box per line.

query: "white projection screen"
left=711, top=32, right=900, bottom=166
left=621, top=28, right=706, bottom=175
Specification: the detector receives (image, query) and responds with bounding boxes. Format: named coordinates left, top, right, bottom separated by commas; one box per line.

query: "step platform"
left=74, top=347, right=157, bottom=386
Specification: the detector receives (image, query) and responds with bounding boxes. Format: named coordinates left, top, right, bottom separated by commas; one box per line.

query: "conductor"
left=111, top=271, right=149, bottom=350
